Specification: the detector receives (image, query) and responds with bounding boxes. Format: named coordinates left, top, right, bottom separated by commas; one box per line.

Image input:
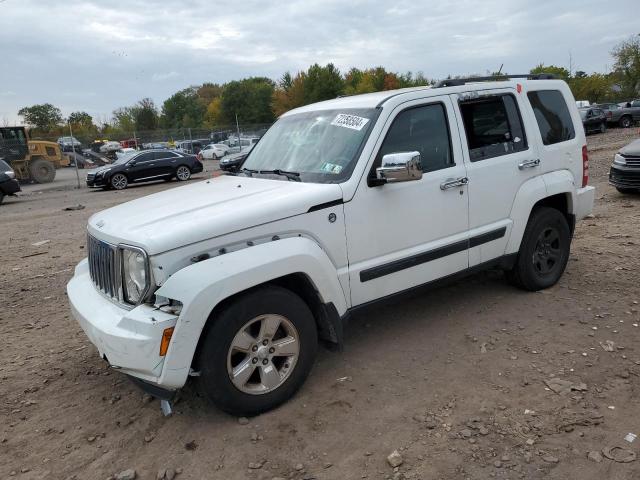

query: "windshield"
left=113, top=152, right=136, bottom=164
left=241, top=108, right=379, bottom=183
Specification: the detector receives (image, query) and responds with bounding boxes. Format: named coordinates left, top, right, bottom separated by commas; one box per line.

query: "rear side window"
left=527, top=90, right=575, bottom=145
left=459, top=94, right=527, bottom=162
left=154, top=151, right=178, bottom=160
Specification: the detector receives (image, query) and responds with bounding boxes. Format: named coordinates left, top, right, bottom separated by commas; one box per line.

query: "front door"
left=126, top=151, right=159, bottom=181
left=345, top=96, right=470, bottom=307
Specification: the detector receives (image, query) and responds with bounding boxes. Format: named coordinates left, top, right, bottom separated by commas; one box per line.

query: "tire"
left=29, top=158, right=56, bottom=183
left=175, top=165, right=191, bottom=181
left=506, top=207, right=571, bottom=291
left=110, top=173, right=128, bottom=190
left=620, top=116, right=632, bottom=128
left=600, top=122, right=606, bottom=133
left=197, top=285, right=318, bottom=416
left=0, top=192, right=4, bottom=205
left=616, top=187, right=638, bottom=194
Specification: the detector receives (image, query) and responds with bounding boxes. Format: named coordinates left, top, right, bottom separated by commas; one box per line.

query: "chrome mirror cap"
left=376, top=151, right=422, bottom=183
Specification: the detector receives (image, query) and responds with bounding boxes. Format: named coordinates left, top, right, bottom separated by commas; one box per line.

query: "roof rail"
left=434, top=73, right=556, bottom=88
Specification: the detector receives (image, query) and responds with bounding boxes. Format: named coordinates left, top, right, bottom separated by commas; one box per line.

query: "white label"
left=331, top=113, right=369, bottom=131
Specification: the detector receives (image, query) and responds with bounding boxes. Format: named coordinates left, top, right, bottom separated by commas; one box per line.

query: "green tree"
left=220, top=77, right=275, bottom=124
left=18, top=103, right=62, bottom=131
left=272, top=72, right=307, bottom=117
left=161, top=87, right=206, bottom=128
left=112, top=107, right=136, bottom=132
left=68, top=111, right=94, bottom=128
left=569, top=73, right=614, bottom=103
left=303, top=63, right=344, bottom=104
left=611, top=35, right=640, bottom=98
left=133, top=98, right=159, bottom=131
left=530, top=64, right=570, bottom=81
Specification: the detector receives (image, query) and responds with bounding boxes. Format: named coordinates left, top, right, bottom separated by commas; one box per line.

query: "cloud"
left=0, top=0, right=637, bottom=123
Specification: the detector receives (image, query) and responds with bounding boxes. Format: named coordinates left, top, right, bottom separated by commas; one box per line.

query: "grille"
left=87, top=234, right=123, bottom=301
left=622, top=155, right=640, bottom=168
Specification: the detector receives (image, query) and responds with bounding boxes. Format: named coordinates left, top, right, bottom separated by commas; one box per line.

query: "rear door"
left=453, top=88, right=540, bottom=267
left=153, top=151, right=180, bottom=176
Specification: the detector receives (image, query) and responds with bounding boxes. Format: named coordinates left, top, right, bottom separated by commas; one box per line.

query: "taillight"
left=607, top=111, right=612, bottom=119
left=197, top=152, right=202, bottom=161
left=582, top=145, right=589, bottom=187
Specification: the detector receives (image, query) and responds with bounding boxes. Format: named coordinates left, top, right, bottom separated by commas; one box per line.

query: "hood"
left=88, top=175, right=343, bottom=254
left=88, top=165, right=114, bottom=174
left=619, top=139, right=640, bottom=157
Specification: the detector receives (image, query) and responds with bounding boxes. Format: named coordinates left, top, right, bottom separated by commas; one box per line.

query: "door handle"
left=440, top=177, right=468, bottom=190
left=518, top=159, right=540, bottom=170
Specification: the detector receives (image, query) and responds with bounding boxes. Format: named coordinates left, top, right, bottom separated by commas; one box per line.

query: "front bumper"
left=609, top=164, right=640, bottom=190
left=0, top=178, right=21, bottom=195
left=67, top=259, right=181, bottom=389
left=86, top=174, right=107, bottom=187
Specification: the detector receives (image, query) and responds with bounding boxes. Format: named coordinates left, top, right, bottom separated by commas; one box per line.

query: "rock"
left=412, top=414, right=426, bottom=423
left=294, top=463, right=304, bottom=471
left=523, top=452, right=532, bottom=463
left=425, top=419, right=438, bottom=429
left=238, top=417, right=250, bottom=425
left=156, top=470, right=166, bottom=480
left=115, top=470, right=136, bottom=480
left=387, top=450, right=403, bottom=468
left=587, top=451, right=603, bottom=463
left=600, top=340, right=615, bottom=352
left=165, top=469, right=176, bottom=480
left=144, top=433, right=155, bottom=443
left=479, top=426, right=489, bottom=435
left=493, top=460, right=502, bottom=468
left=544, top=378, right=587, bottom=395
left=542, top=455, right=559, bottom=464
left=460, top=429, right=472, bottom=438
left=248, top=462, right=262, bottom=470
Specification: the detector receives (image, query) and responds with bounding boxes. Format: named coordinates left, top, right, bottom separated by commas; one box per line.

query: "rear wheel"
left=620, top=116, right=632, bottom=128
left=110, top=173, right=128, bottom=190
left=198, top=286, right=318, bottom=416
left=507, top=207, right=571, bottom=291
left=29, top=158, right=56, bottom=183
left=175, top=165, right=191, bottom=181
left=599, top=122, right=606, bottom=133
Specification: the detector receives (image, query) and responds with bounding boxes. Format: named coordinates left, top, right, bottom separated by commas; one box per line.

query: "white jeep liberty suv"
left=67, top=75, right=595, bottom=415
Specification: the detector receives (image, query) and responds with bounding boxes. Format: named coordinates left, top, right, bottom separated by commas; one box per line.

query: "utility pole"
left=235, top=113, right=241, bottom=150
left=68, top=121, right=80, bottom=189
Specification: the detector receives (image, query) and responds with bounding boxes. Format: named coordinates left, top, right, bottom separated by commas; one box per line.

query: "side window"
left=459, top=94, right=527, bottom=162
left=375, top=103, right=453, bottom=173
left=154, top=151, right=177, bottom=160
left=135, top=152, right=154, bottom=163
left=527, top=90, right=576, bottom=145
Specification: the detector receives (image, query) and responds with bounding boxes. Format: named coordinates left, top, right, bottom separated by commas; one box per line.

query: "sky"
left=0, top=0, right=637, bottom=125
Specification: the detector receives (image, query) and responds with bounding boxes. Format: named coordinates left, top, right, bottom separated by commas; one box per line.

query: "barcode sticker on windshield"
left=331, top=114, right=369, bottom=131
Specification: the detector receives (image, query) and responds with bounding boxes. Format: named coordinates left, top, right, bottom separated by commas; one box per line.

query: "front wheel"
left=506, top=207, right=571, bottom=291
left=620, top=116, right=632, bottom=128
left=110, top=173, right=128, bottom=190
left=197, top=286, right=318, bottom=416
left=175, top=165, right=191, bottom=181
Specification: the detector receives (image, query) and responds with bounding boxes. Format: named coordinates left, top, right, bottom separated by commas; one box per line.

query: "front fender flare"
left=155, top=236, right=347, bottom=389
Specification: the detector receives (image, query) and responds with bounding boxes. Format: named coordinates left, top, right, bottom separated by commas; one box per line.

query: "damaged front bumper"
left=67, top=259, right=182, bottom=394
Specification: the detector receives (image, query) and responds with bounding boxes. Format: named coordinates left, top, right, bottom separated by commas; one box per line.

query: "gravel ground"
left=1, top=130, right=640, bottom=480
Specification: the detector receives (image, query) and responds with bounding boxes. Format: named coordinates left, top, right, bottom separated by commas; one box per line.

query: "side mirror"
left=375, top=152, right=422, bottom=184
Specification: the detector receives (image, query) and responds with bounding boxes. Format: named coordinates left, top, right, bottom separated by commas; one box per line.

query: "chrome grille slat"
left=87, top=234, right=122, bottom=302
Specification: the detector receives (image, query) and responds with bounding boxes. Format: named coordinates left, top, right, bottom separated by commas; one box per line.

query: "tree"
left=112, top=107, right=136, bottom=132
left=303, top=63, right=344, bottom=104
left=530, top=64, right=570, bottom=81
left=203, top=97, right=224, bottom=128
left=569, top=73, right=614, bottom=103
left=68, top=111, right=94, bottom=128
left=18, top=103, right=62, bottom=131
left=220, top=77, right=275, bottom=124
left=272, top=72, right=307, bottom=116
left=133, top=98, right=158, bottom=131
left=611, top=35, right=640, bottom=98
left=161, top=87, right=206, bottom=128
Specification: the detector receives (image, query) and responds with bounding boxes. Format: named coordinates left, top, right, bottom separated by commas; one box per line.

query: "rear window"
left=527, top=90, right=576, bottom=145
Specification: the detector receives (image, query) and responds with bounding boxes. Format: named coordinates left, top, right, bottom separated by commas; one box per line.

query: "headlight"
left=121, top=247, right=149, bottom=304
left=3, top=170, right=14, bottom=179
left=614, top=153, right=626, bottom=166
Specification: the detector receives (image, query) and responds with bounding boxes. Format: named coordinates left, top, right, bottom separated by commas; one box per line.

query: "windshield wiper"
left=240, top=167, right=258, bottom=176
left=257, top=169, right=301, bottom=182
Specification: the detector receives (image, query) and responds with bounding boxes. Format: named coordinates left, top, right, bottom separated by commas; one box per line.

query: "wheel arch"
left=154, top=237, right=348, bottom=389
left=507, top=172, right=576, bottom=255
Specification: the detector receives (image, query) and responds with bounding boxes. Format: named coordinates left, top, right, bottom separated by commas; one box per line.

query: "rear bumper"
left=574, top=185, right=595, bottom=220
left=67, top=259, right=182, bottom=388
left=609, top=164, right=640, bottom=190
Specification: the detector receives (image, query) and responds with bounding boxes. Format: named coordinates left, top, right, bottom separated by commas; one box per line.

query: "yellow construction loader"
left=0, top=127, right=69, bottom=183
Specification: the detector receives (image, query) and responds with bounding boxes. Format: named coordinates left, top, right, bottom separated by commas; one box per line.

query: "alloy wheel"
left=226, top=314, right=300, bottom=395
left=532, top=226, right=561, bottom=275
left=176, top=166, right=191, bottom=181
left=111, top=174, right=127, bottom=190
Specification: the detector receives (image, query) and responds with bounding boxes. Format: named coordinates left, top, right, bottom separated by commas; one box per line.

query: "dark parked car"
left=579, top=107, right=607, bottom=134
left=86, top=149, right=203, bottom=190
left=610, top=139, right=640, bottom=194
left=219, top=150, right=250, bottom=173
left=0, top=159, right=21, bottom=204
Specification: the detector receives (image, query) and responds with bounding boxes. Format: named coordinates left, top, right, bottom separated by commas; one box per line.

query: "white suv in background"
left=67, top=75, right=594, bottom=415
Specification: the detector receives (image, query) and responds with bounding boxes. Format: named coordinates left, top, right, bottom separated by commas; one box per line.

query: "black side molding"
left=308, top=199, right=343, bottom=213
left=360, top=226, right=507, bottom=282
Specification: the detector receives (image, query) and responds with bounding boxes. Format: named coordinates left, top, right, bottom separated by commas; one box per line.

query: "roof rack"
left=434, top=73, right=556, bottom=88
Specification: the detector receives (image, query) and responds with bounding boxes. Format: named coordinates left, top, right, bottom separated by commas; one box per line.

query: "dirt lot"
left=1, top=131, right=640, bottom=480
